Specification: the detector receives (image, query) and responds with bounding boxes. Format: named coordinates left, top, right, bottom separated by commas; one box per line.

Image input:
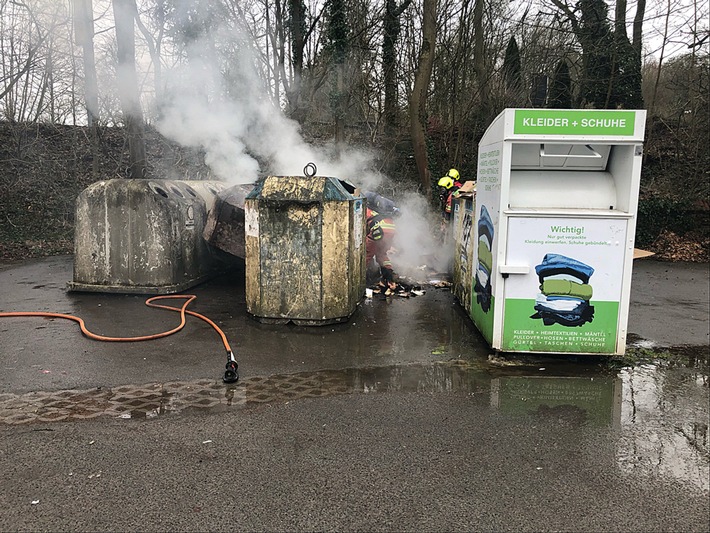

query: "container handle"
left=539, top=144, right=602, bottom=159
left=303, top=162, right=317, bottom=177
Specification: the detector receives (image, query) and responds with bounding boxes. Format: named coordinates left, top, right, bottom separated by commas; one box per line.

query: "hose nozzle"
left=223, top=351, right=239, bottom=383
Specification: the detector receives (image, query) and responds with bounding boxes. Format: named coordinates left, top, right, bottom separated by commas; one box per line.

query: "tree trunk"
left=613, top=0, right=643, bottom=108
left=133, top=0, right=164, bottom=104
left=334, top=63, right=345, bottom=143
left=287, top=0, right=305, bottom=120
left=113, top=0, right=146, bottom=179
left=409, top=0, right=437, bottom=199
left=73, top=0, right=100, bottom=178
left=631, top=0, right=648, bottom=125
left=472, top=0, right=488, bottom=118
left=382, top=0, right=412, bottom=133
left=327, top=0, right=347, bottom=144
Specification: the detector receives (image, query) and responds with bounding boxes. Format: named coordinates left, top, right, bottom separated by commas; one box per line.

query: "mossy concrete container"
left=69, top=179, right=230, bottom=294
left=203, top=183, right=256, bottom=259
left=245, top=175, right=366, bottom=325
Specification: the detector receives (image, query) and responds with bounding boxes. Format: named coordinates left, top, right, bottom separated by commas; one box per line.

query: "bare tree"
left=73, top=0, right=99, bottom=124
left=642, top=0, right=709, bottom=200
left=382, top=0, right=412, bottom=132
left=325, top=0, right=347, bottom=143
left=0, top=1, right=68, bottom=121
left=113, top=0, right=146, bottom=178
left=472, top=0, right=489, bottom=117
left=613, top=0, right=644, bottom=108
left=409, top=0, right=437, bottom=198
left=133, top=0, right=165, bottom=105
left=73, top=0, right=101, bottom=176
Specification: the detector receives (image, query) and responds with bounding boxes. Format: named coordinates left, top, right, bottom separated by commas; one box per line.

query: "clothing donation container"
left=70, top=179, right=230, bottom=294
left=244, top=175, right=366, bottom=325
left=468, top=108, right=646, bottom=355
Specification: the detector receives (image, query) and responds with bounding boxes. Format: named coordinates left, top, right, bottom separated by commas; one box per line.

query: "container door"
left=501, top=216, right=628, bottom=354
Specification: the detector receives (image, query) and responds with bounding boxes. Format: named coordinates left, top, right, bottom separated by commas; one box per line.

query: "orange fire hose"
left=0, top=295, right=239, bottom=382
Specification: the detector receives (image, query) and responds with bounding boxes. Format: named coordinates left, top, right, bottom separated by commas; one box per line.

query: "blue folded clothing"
left=535, top=253, right=594, bottom=284
left=530, top=301, right=595, bottom=327
left=535, top=294, right=585, bottom=311
left=478, top=205, right=494, bottom=243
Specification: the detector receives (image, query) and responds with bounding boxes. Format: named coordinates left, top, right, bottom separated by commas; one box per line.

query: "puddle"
left=616, top=362, right=709, bottom=491
left=1, top=354, right=708, bottom=491
left=626, top=333, right=660, bottom=349
left=0, top=362, right=483, bottom=424
left=0, top=361, right=588, bottom=421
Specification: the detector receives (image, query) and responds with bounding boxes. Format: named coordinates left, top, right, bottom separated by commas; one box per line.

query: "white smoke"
left=157, top=59, right=261, bottom=181
left=154, top=17, right=450, bottom=273
left=155, top=27, right=383, bottom=190
left=391, top=192, right=452, bottom=276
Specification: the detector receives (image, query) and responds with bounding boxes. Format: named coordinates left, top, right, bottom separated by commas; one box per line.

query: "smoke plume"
left=154, top=16, right=450, bottom=274
left=391, top=192, right=451, bottom=276
left=155, top=26, right=383, bottom=190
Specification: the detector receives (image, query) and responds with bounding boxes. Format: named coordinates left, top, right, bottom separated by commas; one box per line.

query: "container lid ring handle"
left=303, top=162, right=317, bottom=177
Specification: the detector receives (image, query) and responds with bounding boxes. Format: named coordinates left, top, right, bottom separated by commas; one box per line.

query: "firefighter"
left=366, top=206, right=397, bottom=288
left=437, top=168, right=463, bottom=222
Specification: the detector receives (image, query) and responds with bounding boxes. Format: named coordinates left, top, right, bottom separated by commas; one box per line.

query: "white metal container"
left=467, top=108, right=646, bottom=356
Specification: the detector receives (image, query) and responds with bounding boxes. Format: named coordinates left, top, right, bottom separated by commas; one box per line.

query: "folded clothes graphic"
left=534, top=294, right=587, bottom=311
left=477, top=240, right=493, bottom=273
left=535, top=253, right=595, bottom=284
left=476, top=263, right=490, bottom=287
left=531, top=253, right=595, bottom=327
left=542, top=273, right=586, bottom=283
left=475, top=205, right=494, bottom=313
left=541, top=279, right=593, bottom=300
left=530, top=302, right=595, bottom=327
left=478, top=205, right=494, bottom=244
left=474, top=273, right=492, bottom=312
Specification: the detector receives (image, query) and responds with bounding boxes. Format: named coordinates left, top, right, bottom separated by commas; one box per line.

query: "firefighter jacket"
left=365, top=208, right=396, bottom=270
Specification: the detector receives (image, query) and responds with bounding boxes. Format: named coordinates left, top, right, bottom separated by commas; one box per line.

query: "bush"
left=635, top=195, right=695, bottom=248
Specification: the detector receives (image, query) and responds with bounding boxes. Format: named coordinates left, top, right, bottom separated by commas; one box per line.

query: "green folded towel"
left=477, top=239, right=492, bottom=272
left=541, top=279, right=593, bottom=300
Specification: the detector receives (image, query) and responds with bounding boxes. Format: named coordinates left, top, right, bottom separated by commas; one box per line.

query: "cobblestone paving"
left=1, top=363, right=473, bottom=425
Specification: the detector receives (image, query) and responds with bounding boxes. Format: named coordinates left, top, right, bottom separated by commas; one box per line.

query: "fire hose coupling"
left=223, top=351, right=240, bottom=384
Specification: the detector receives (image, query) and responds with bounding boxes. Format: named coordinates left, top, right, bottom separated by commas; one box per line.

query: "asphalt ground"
left=0, top=256, right=708, bottom=532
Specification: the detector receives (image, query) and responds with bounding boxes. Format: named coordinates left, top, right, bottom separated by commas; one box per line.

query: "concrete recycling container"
left=244, top=175, right=366, bottom=325
left=203, top=183, right=256, bottom=259
left=69, top=179, right=232, bottom=294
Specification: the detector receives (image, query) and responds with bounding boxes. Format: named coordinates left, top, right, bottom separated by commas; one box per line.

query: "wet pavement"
left=0, top=256, right=708, bottom=532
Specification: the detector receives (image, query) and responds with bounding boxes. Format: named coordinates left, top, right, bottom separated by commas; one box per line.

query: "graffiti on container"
left=457, top=208, right=474, bottom=307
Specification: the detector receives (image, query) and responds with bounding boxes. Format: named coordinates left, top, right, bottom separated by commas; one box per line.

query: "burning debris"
left=368, top=277, right=424, bottom=298
left=366, top=271, right=452, bottom=299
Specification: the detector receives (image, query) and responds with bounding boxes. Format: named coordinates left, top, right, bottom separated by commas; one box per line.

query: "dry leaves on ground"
left=650, top=229, right=710, bottom=263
